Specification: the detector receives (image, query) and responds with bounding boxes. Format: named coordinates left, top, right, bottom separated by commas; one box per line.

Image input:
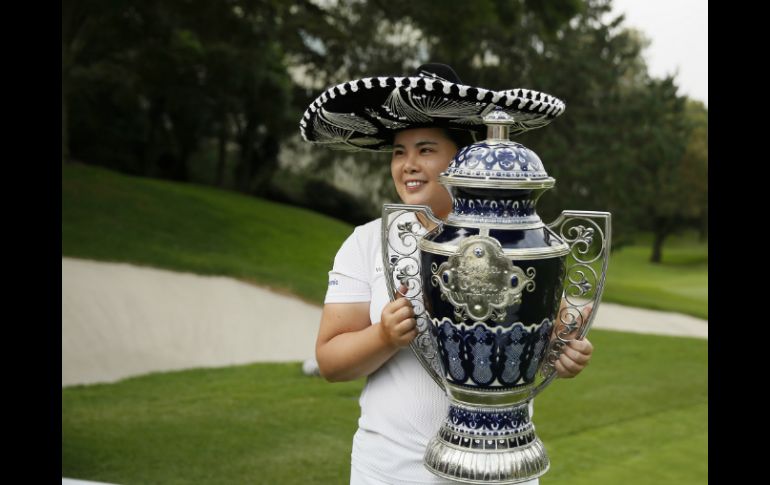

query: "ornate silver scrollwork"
left=382, top=204, right=446, bottom=388
left=540, top=211, right=611, bottom=378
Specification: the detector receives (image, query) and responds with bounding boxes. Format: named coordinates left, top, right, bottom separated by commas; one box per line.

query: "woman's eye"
left=392, top=150, right=404, bottom=157
left=420, top=148, right=434, bottom=154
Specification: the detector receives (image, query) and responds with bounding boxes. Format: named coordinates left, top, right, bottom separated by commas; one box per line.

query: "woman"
left=302, top=64, right=593, bottom=485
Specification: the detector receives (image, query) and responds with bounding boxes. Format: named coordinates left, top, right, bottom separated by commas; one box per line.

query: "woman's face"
left=391, top=127, right=458, bottom=219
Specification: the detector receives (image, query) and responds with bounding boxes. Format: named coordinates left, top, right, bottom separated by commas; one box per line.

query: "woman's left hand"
left=553, top=301, right=595, bottom=378
left=554, top=338, right=593, bottom=378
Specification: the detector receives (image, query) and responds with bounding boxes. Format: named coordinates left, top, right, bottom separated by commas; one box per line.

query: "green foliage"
left=64, top=0, right=299, bottom=190
left=679, top=100, right=709, bottom=240
left=267, top=175, right=378, bottom=226
left=62, top=330, right=707, bottom=484
left=63, top=0, right=708, bottom=288
left=514, top=2, right=657, bottom=248
left=291, top=0, right=707, bottom=260
left=601, top=81, right=708, bottom=263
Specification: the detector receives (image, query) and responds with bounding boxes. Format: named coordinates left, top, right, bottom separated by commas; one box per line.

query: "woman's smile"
left=390, top=128, right=458, bottom=219
left=405, top=179, right=428, bottom=191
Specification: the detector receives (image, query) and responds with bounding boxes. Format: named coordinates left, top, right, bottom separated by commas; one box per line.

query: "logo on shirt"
left=375, top=266, right=383, bottom=273
left=328, top=279, right=339, bottom=286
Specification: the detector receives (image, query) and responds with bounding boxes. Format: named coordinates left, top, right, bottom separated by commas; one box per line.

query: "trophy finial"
left=440, top=106, right=552, bottom=189
left=484, top=107, right=515, bottom=141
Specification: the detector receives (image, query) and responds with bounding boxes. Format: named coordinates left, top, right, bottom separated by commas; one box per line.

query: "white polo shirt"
left=326, top=217, right=538, bottom=485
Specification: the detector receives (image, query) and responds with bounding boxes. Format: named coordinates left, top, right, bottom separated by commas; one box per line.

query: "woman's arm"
left=316, top=290, right=417, bottom=382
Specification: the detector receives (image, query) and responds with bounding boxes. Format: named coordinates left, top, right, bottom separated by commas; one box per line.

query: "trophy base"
left=424, top=401, right=549, bottom=484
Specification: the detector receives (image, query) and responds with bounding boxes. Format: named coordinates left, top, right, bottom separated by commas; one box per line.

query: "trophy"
left=382, top=108, right=611, bottom=483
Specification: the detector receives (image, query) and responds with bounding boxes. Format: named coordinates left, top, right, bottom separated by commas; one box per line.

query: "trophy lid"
left=439, top=108, right=555, bottom=190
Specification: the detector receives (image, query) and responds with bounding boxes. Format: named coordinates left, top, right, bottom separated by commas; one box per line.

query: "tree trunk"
left=170, top=137, right=191, bottom=182
left=62, top=37, right=73, bottom=164
left=698, top=214, right=708, bottom=242
left=650, top=229, right=667, bottom=263
left=177, top=152, right=190, bottom=182
left=251, top=135, right=280, bottom=196
left=235, top=119, right=256, bottom=193
left=62, top=4, right=89, bottom=164
left=216, top=121, right=227, bottom=187
left=145, top=99, right=166, bottom=177
left=62, top=79, right=70, bottom=163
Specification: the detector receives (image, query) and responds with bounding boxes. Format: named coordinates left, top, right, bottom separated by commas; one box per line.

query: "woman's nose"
left=403, top=153, right=420, bottom=173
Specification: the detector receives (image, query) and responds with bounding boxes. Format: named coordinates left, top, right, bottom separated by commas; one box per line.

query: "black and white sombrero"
left=299, top=63, right=566, bottom=152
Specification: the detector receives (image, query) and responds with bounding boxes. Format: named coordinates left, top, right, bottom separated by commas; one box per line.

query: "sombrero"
left=299, top=63, right=565, bottom=152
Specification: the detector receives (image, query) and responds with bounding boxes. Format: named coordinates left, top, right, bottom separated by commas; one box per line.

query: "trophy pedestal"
left=424, top=401, right=549, bottom=484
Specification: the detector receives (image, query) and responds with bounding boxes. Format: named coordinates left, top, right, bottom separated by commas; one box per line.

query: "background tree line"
left=62, top=0, right=707, bottom=262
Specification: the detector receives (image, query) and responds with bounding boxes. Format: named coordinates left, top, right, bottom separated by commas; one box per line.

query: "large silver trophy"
left=382, top=109, right=611, bottom=483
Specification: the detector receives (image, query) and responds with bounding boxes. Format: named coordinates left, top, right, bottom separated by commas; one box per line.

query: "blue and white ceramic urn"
left=382, top=108, right=611, bottom=484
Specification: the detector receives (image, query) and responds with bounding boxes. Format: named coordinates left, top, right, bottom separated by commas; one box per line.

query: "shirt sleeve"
left=324, top=227, right=372, bottom=304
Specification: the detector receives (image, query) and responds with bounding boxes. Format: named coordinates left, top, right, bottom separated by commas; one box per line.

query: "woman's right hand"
left=379, top=286, right=418, bottom=348
left=317, top=285, right=418, bottom=381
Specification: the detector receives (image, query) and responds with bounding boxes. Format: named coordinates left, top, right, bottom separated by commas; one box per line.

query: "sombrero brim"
left=299, top=76, right=566, bottom=152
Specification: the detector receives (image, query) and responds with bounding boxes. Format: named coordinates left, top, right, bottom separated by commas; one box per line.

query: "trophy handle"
left=381, top=204, right=446, bottom=389
left=531, top=210, right=612, bottom=396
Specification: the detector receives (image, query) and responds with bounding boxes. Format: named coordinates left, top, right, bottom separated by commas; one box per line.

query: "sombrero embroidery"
left=299, top=63, right=565, bottom=152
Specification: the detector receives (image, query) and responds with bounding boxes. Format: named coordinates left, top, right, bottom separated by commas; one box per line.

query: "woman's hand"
left=553, top=301, right=595, bottom=379
left=379, top=285, right=418, bottom=348
left=554, top=338, right=593, bottom=378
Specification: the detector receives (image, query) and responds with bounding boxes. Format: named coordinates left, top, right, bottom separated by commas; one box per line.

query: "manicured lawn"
left=603, top=233, right=708, bottom=319
left=62, top=162, right=352, bottom=304
left=63, top=163, right=707, bottom=318
left=62, top=330, right=707, bottom=485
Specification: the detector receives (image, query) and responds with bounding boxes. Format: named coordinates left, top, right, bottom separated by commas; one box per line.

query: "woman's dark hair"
left=443, top=128, right=479, bottom=151
left=389, top=126, right=480, bottom=151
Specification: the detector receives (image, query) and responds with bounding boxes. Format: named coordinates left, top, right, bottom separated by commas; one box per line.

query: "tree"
left=63, top=0, right=128, bottom=163
left=622, top=77, right=696, bottom=263
left=64, top=0, right=298, bottom=186
left=281, top=0, right=585, bottom=214
left=64, top=0, right=706, bottom=244
left=507, top=1, right=654, bottom=249
left=680, top=100, right=708, bottom=242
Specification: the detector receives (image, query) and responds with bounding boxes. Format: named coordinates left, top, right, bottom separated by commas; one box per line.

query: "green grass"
left=538, top=330, right=707, bottom=484
left=62, top=162, right=353, bottom=303
left=62, top=363, right=365, bottom=484
left=62, top=163, right=707, bottom=318
left=603, top=233, right=708, bottom=319
left=62, top=165, right=707, bottom=483
left=62, top=330, right=707, bottom=484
